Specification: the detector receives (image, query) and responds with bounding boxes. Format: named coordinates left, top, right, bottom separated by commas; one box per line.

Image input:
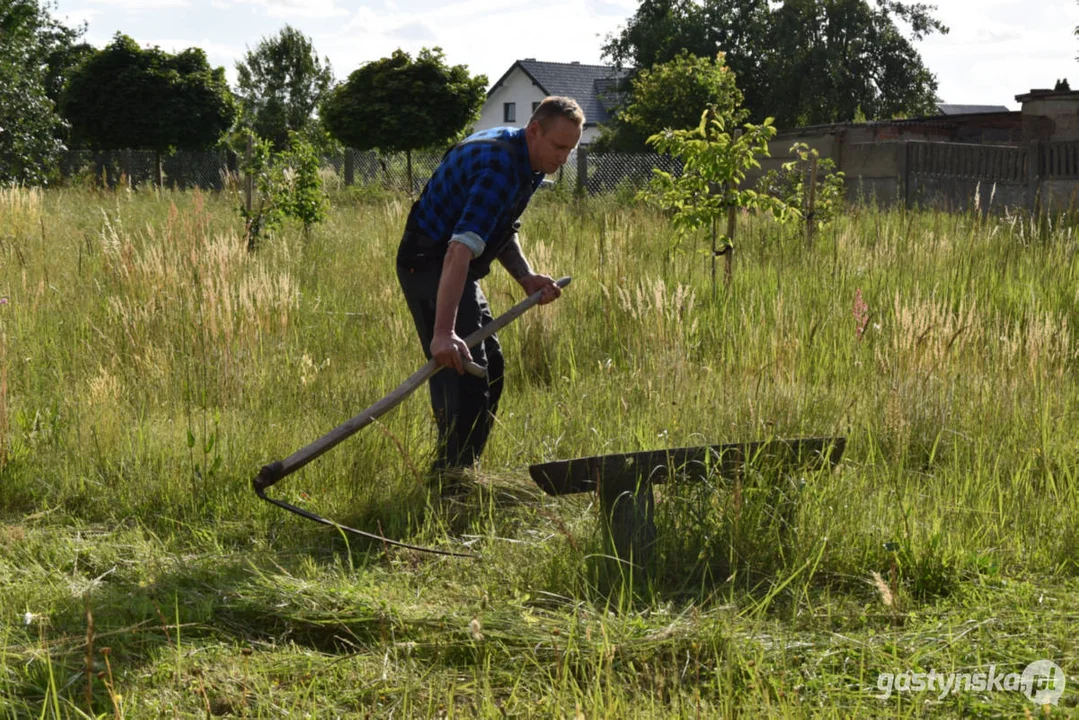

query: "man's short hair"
left=529, top=96, right=585, bottom=130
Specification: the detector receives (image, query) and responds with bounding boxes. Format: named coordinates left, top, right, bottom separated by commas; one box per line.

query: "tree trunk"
left=406, top=149, right=414, bottom=196
left=154, top=150, right=164, bottom=189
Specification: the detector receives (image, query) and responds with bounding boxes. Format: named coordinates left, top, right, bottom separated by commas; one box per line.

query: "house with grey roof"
left=475, top=59, right=630, bottom=145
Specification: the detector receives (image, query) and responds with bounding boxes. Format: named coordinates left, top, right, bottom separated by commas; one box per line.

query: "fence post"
left=122, top=149, right=133, bottom=189
left=896, top=142, right=910, bottom=210
left=244, top=134, right=254, bottom=218
left=723, top=129, right=742, bottom=290
left=226, top=148, right=238, bottom=180
left=576, top=146, right=589, bottom=197
left=1027, top=140, right=1041, bottom=215
left=344, top=148, right=354, bottom=187
left=725, top=203, right=736, bottom=289
left=805, top=153, right=818, bottom=248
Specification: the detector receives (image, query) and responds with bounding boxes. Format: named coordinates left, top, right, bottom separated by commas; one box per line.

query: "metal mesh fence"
left=578, top=150, right=683, bottom=195
left=56, top=147, right=684, bottom=195
left=344, top=149, right=444, bottom=193
left=59, top=149, right=236, bottom=190
left=57, top=143, right=1068, bottom=214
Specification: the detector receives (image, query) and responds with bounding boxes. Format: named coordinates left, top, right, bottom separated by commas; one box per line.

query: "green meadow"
left=1, top=184, right=1077, bottom=717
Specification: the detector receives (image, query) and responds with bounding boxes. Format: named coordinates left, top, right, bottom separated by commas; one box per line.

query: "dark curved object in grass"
left=254, top=277, right=573, bottom=559
left=529, top=436, right=846, bottom=568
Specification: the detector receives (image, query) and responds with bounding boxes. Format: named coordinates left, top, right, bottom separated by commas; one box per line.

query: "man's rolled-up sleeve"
left=449, top=231, right=485, bottom=258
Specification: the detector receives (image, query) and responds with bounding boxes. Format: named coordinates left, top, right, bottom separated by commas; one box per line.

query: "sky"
left=50, top=0, right=1078, bottom=112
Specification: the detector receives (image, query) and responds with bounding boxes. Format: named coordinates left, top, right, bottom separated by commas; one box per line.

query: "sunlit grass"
left=1, top=185, right=1077, bottom=716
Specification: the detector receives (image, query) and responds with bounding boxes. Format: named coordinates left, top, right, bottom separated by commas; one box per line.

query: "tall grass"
left=0, top=185, right=1076, bottom=716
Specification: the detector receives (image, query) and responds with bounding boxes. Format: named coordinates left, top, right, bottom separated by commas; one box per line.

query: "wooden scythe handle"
left=253, top=276, right=572, bottom=492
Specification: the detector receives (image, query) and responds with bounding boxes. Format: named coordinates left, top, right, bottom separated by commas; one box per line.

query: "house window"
left=503, top=102, right=516, bottom=123
left=532, top=101, right=541, bottom=114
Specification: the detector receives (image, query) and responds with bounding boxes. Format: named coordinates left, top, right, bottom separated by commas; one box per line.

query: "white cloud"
left=149, top=36, right=246, bottom=58
left=915, top=0, right=1076, bottom=106
left=144, top=36, right=249, bottom=81
left=327, top=0, right=624, bottom=83
left=49, top=0, right=1079, bottom=111
left=54, top=7, right=102, bottom=27
left=228, top=0, right=348, bottom=19
left=85, top=0, right=189, bottom=8
left=390, top=20, right=437, bottom=43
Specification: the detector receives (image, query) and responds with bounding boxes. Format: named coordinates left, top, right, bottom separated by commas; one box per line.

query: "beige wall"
left=742, top=120, right=1077, bottom=210
left=1041, top=181, right=1079, bottom=211
left=742, top=129, right=905, bottom=205
left=1020, top=93, right=1079, bottom=142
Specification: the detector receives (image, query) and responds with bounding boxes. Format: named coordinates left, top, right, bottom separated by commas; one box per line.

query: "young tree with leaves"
left=61, top=33, right=236, bottom=187
left=240, top=131, right=328, bottom=250
left=234, top=25, right=334, bottom=151
left=595, top=51, right=747, bottom=152
left=321, top=48, right=486, bottom=191
left=641, top=107, right=795, bottom=293
left=759, top=143, right=846, bottom=239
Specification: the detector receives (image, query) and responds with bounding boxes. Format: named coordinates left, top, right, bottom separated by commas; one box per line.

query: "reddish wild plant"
left=853, top=288, right=869, bottom=341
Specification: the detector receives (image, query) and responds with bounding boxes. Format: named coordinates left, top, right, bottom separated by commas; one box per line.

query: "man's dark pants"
left=396, top=257, right=505, bottom=471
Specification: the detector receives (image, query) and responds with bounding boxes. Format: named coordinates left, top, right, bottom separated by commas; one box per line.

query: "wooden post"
left=723, top=131, right=740, bottom=288
left=226, top=148, right=238, bottom=180
left=344, top=148, right=354, bottom=187
left=710, top=218, right=718, bottom=301
left=576, top=146, right=589, bottom=197
left=244, top=134, right=254, bottom=218
left=725, top=203, right=736, bottom=289
left=805, top=153, right=819, bottom=248
left=122, top=149, right=133, bottom=189
left=976, top=146, right=989, bottom=212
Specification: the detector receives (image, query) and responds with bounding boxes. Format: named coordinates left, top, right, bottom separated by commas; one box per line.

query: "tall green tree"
left=61, top=33, right=236, bottom=186
left=602, top=0, right=771, bottom=116
left=234, top=25, right=334, bottom=151
left=0, top=0, right=88, bottom=184
left=595, top=51, right=746, bottom=152
left=763, top=0, right=945, bottom=126
left=321, top=47, right=486, bottom=190
left=603, top=0, right=946, bottom=127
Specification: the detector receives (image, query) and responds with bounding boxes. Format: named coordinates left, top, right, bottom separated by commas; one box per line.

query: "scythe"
left=252, top=277, right=572, bottom=558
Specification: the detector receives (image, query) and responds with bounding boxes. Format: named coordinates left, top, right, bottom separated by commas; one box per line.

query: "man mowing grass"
left=396, top=96, right=583, bottom=491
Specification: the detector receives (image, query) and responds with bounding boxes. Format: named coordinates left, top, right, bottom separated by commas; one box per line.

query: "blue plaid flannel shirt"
left=411, top=127, right=544, bottom=258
